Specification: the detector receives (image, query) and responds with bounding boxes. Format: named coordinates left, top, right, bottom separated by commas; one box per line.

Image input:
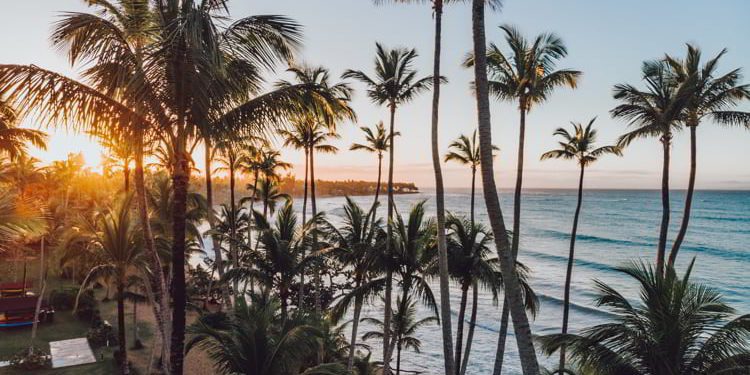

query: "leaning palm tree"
left=187, top=294, right=348, bottom=375
left=445, top=130, right=498, bottom=225
left=612, top=60, right=696, bottom=274
left=72, top=195, right=146, bottom=375
left=540, top=118, right=621, bottom=372
left=0, top=99, right=47, bottom=162
left=465, top=25, right=580, bottom=371
left=538, top=260, right=750, bottom=374
left=343, top=43, right=434, bottom=371
left=350, top=121, right=397, bottom=217
left=469, top=0, right=541, bottom=373
left=664, top=45, right=750, bottom=266
left=362, top=297, right=438, bottom=375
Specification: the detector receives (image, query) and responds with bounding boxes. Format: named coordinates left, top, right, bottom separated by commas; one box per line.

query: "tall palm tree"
left=664, top=45, right=750, bottom=266
left=362, top=297, right=438, bottom=375
left=71, top=195, right=146, bottom=375
left=187, top=295, right=348, bottom=375
left=540, top=118, right=621, bottom=372
left=343, top=43, right=434, bottom=372
left=612, top=60, right=696, bottom=274
left=91, top=128, right=134, bottom=193
left=445, top=130, right=498, bottom=225
left=350, top=121, right=397, bottom=217
left=327, top=197, right=385, bottom=370
left=469, top=0, right=541, bottom=373
left=0, top=99, right=47, bottom=162
left=538, top=261, right=750, bottom=374
left=466, top=26, right=580, bottom=370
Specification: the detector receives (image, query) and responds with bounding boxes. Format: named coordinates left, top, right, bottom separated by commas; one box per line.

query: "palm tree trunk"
left=369, top=152, right=383, bottom=220
left=429, top=4, right=456, bottom=375
left=495, top=105, right=528, bottom=373
left=134, top=131, right=170, bottom=372
left=657, top=132, right=671, bottom=274
left=559, top=165, right=585, bottom=372
left=460, top=281, right=478, bottom=375
left=30, top=238, right=45, bottom=349
left=396, top=344, right=402, bottom=375
left=471, top=2, right=540, bottom=374
left=124, top=163, right=130, bottom=193
left=310, top=148, right=322, bottom=313
left=133, top=299, right=139, bottom=347
left=454, top=282, right=469, bottom=375
left=300, top=148, right=309, bottom=309
left=470, top=166, right=476, bottom=225
left=204, top=139, right=230, bottom=309
left=117, top=281, right=129, bottom=375
left=669, top=125, right=696, bottom=267
left=383, top=103, right=397, bottom=374
left=170, top=145, right=191, bottom=375
left=347, top=292, right=364, bottom=370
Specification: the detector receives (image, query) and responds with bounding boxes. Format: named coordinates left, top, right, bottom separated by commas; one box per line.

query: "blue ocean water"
left=202, top=189, right=750, bottom=373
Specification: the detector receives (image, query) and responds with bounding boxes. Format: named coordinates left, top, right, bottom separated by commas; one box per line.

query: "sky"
left=1, top=0, right=749, bottom=189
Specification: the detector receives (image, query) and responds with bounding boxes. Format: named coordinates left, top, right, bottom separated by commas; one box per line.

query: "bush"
left=49, top=288, right=77, bottom=311
left=87, top=322, right=116, bottom=348
left=75, top=289, right=97, bottom=321
left=9, top=346, right=51, bottom=370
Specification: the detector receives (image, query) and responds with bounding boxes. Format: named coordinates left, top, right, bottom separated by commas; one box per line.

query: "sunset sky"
left=1, top=0, right=749, bottom=189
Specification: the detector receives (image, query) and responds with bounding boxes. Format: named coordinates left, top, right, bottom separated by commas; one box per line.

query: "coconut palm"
left=326, top=197, right=385, bottom=370
left=538, top=260, right=750, bottom=374
left=187, top=294, right=348, bottom=375
left=350, top=121, right=397, bottom=217
left=71, top=194, right=146, bottom=375
left=465, top=25, right=580, bottom=371
left=0, top=154, right=45, bottom=197
left=445, top=130, right=498, bottom=225
left=224, top=203, right=320, bottom=318
left=362, top=297, right=438, bottom=375
left=343, top=43, right=434, bottom=371
left=0, top=193, right=45, bottom=252
left=540, top=118, right=621, bottom=372
left=0, top=99, right=47, bottom=162
left=664, top=45, right=750, bottom=266
left=612, top=60, right=696, bottom=274
left=469, top=0, right=541, bottom=373
left=91, top=128, right=134, bottom=193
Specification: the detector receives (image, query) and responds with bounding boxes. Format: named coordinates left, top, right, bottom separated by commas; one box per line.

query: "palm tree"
left=445, top=130, right=498, bottom=225
left=327, top=198, right=385, bottom=370
left=540, top=118, right=621, bottom=372
left=0, top=99, right=47, bottom=162
left=362, top=297, right=438, bottom=375
left=91, top=128, right=134, bottom=193
left=469, top=0, right=541, bottom=373
left=225, top=203, right=318, bottom=318
left=350, top=121, right=397, bottom=217
left=0, top=193, right=45, bottom=252
left=612, top=60, right=696, bottom=274
left=466, top=26, right=580, bottom=370
left=0, top=154, right=45, bottom=197
left=71, top=195, right=146, bottom=375
left=538, top=260, right=750, bottom=374
left=664, top=45, right=750, bottom=266
left=187, top=294, right=348, bottom=375
left=343, top=43, right=434, bottom=372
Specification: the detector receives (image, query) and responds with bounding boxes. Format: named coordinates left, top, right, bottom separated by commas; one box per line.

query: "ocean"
left=200, top=189, right=750, bottom=374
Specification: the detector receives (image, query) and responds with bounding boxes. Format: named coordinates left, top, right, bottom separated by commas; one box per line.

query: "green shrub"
left=75, top=289, right=97, bottom=321
left=9, top=346, right=51, bottom=370
left=49, top=288, right=77, bottom=311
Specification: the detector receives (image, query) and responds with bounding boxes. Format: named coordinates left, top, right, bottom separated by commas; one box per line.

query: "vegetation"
left=0, top=1, right=747, bottom=375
